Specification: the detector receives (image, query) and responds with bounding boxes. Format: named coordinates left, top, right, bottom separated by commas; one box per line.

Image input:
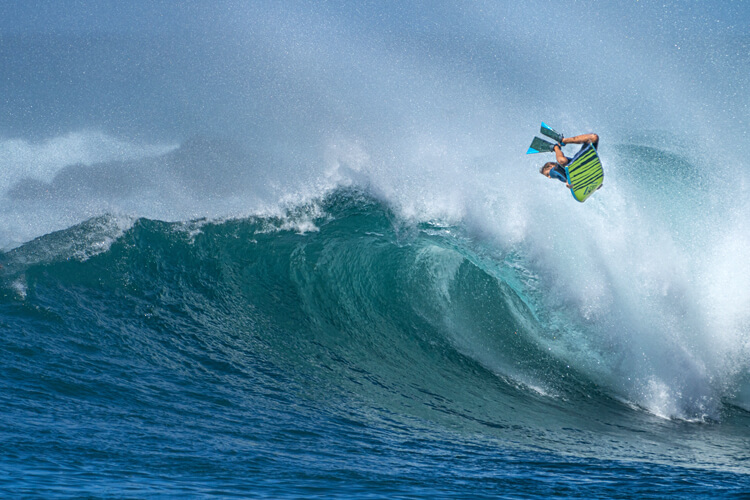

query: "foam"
left=0, top=131, right=177, bottom=191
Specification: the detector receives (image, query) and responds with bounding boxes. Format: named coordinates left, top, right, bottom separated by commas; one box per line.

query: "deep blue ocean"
left=1, top=1, right=749, bottom=498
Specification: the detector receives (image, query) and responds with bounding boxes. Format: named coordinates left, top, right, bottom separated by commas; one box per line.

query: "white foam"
left=0, top=132, right=178, bottom=250
left=11, top=278, right=27, bottom=300
left=0, top=131, right=177, bottom=191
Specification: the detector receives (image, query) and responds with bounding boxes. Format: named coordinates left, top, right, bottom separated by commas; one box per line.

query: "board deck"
left=564, top=143, right=603, bottom=202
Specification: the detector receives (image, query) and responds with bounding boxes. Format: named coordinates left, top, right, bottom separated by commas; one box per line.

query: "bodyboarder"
left=539, top=133, right=599, bottom=188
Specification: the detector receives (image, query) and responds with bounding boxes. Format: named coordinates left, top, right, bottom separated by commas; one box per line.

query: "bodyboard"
left=564, top=143, right=603, bottom=202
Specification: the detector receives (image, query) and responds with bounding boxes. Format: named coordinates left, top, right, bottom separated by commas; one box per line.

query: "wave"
left=3, top=185, right=748, bottom=427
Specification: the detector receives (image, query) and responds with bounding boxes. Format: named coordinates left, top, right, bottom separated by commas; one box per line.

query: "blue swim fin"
left=540, top=122, right=564, bottom=144
left=527, top=136, right=556, bottom=154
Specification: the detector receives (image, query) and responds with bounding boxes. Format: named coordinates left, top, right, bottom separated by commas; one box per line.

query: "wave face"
left=1, top=188, right=749, bottom=497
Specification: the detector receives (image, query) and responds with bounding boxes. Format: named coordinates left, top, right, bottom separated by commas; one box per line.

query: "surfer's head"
left=540, top=162, right=556, bottom=177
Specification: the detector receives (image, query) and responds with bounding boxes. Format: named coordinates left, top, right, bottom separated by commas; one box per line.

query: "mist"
left=2, top=1, right=747, bottom=247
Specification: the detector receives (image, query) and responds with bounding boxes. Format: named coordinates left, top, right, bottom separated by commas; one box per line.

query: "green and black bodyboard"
left=565, top=143, right=603, bottom=202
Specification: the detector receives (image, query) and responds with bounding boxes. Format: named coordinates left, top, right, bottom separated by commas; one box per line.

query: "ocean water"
left=1, top=1, right=749, bottom=498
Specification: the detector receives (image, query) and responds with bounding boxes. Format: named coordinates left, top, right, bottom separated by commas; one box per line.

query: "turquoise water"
left=1, top=186, right=749, bottom=497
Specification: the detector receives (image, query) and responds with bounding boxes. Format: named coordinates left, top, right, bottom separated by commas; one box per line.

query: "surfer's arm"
left=553, top=145, right=569, bottom=166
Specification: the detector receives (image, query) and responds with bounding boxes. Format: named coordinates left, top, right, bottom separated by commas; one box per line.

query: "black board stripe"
left=575, top=174, right=604, bottom=192
left=571, top=157, right=601, bottom=175
left=571, top=154, right=599, bottom=171
left=568, top=157, right=599, bottom=178
left=568, top=153, right=598, bottom=174
left=575, top=170, right=602, bottom=184
left=571, top=164, right=601, bottom=185
left=572, top=164, right=602, bottom=185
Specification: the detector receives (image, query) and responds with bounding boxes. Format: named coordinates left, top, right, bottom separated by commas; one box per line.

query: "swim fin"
left=527, top=136, right=556, bottom=154
left=540, top=122, right=564, bottom=144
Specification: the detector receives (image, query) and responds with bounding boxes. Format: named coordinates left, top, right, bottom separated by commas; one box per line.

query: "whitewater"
left=1, top=1, right=749, bottom=497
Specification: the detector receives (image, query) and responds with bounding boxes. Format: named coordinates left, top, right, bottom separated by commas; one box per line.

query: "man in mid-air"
left=539, top=133, right=599, bottom=188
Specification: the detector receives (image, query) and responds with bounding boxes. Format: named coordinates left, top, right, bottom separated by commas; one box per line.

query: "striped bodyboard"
left=564, top=144, right=603, bottom=202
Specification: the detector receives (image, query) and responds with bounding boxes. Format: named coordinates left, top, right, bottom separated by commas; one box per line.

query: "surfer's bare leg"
left=561, top=133, right=599, bottom=146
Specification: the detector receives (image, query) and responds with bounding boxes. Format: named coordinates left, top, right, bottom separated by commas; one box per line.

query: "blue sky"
left=0, top=0, right=746, bottom=141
